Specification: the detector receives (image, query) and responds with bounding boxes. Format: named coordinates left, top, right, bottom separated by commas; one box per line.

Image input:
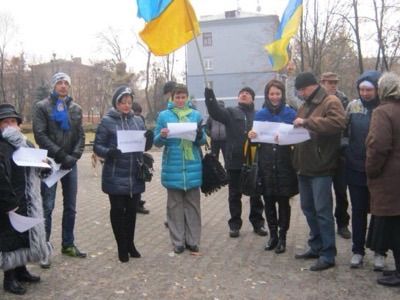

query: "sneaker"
left=40, top=242, right=53, bottom=269
left=253, top=226, right=268, bottom=237
left=350, top=254, right=363, bottom=268
left=40, top=256, right=52, bottom=269
left=61, top=245, right=87, bottom=258
left=337, top=226, right=352, bottom=239
left=373, top=253, right=385, bottom=271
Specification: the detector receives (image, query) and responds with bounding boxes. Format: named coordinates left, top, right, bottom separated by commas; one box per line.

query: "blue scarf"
left=50, top=92, right=70, bottom=131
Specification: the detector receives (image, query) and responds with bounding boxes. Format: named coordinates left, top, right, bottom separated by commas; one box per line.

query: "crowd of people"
left=1, top=67, right=399, bottom=295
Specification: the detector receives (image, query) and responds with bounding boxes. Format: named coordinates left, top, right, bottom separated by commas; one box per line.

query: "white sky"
left=1, top=0, right=287, bottom=73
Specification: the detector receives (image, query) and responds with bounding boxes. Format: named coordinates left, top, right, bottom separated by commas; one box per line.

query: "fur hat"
left=51, top=72, right=71, bottom=88
left=112, top=86, right=134, bottom=108
left=239, top=87, right=255, bottom=100
left=0, top=103, right=22, bottom=125
left=295, top=72, right=318, bottom=90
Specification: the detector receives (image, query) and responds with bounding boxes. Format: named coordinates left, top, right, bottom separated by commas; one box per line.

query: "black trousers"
left=348, top=184, right=370, bottom=255
left=227, top=169, right=265, bottom=230
left=108, top=194, right=139, bottom=257
left=333, top=157, right=350, bottom=228
left=264, top=195, right=291, bottom=238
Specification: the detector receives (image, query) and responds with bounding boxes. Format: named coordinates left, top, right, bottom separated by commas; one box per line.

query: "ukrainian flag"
left=265, top=0, right=303, bottom=71
left=137, top=0, right=200, bottom=56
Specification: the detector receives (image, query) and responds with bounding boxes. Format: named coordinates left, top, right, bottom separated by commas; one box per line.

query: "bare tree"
left=297, top=0, right=349, bottom=76
left=96, top=27, right=133, bottom=65
left=0, top=13, right=17, bottom=103
left=371, top=0, right=400, bottom=71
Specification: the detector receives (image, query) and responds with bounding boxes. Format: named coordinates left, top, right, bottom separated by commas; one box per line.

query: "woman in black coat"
left=94, top=86, right=153, bottom=262
left=0, top=104, right=48, bottom=295
left=248, top=80, right=298, bottom=254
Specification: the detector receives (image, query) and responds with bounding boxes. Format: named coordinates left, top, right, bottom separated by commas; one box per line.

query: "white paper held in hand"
left=12, top=147, right=51, bottom=168
left=117, top=130, right=146, bottom=153
left=167, top=122, right=197, bottom=142
left=42, top=157, right=71, bottom=188
left=251, top=121, right=310, bottom=145
left=8, top=211, right=44, bottom=233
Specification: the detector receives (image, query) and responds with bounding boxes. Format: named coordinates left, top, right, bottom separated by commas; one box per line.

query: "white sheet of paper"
left=251, top=121, right=281, bottom=144
left=251, top=121, right=310, bottom=145
left=117, top=130, right=146, bottom=153
left=12, top=147, right=50, bottom=168
left=167, top=122, right=197, bottom=142
left=278, top=127, right=311, bottom=145
left=42, top=158, right=71, bottom=188
left=8, top=211, right=44, bottom=233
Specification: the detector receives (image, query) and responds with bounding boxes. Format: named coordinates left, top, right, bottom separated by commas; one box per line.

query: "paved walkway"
left=1, top=151, right=399, bottom=299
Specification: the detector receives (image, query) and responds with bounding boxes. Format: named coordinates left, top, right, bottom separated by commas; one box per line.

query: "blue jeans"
left=298, top=175, right=336, bottom=264
left=41, top=165, right=78, bottom=247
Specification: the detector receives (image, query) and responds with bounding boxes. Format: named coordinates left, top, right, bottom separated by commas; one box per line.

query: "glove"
left=60, top=155, right=77, bottom=170
left=54, top=149, right=67, bottom=164
left=144, top=130, right=154, bottom=151
left=144, top=129, right=154, bottom=140
left=107, top=147, right=122, bottom=159
left=204, top=87, right=216, bottom=102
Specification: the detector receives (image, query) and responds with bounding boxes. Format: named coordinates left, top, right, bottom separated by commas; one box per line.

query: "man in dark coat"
left=205, top=87, right=267, bottom=238
left=32, top=72, right=86, bottom=268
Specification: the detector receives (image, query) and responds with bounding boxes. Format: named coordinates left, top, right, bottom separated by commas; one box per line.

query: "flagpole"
left=183, top=0, right=209, bottom=88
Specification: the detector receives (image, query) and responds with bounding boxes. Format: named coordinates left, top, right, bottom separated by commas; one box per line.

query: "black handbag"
left=201, top=144, right=228, bottom=196
left=136, top=152, right=154, bottom=182
left=239, top=140, right=260, bottom=196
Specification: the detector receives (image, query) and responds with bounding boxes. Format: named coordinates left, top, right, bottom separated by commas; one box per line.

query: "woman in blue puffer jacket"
left=154, top=84, right=206, bottom=254
left=94, top=86, right=153, bottom=263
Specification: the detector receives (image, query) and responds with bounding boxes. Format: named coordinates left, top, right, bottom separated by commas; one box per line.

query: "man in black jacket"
left=32, top=72, right=86, bottom=268
left=205, top=87, right=267, bottom=238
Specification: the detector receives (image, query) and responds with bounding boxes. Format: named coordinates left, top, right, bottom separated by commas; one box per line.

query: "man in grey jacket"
left=33, top=72, right=86, bottom=268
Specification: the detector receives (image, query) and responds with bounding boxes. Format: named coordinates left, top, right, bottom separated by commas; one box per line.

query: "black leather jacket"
left=32, top=95, right=85, bottom=160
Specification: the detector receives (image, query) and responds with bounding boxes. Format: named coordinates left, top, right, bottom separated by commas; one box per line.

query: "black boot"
left=110, top=205, right=129, bottom=263
left=264, top=196, right=278, bottom=251
left=128, top=244, right=141, bottom=258
left=275, top=198, right=290, bottom=254
left=15, top=266, right=40, bottom=283
left=275, top=234, right=286, bottom=254
left=127, top=194, right=141, bottom=258
left=265, top=231, right=278, bottom=251
left=3, top=269, right=26, bottom=295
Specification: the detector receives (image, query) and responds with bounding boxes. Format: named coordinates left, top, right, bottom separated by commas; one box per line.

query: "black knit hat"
left=112, top=86, right=134, bottom=108
left=163, top=81, right=177, bottom=95
left=239, top=87, right=255, bottom=100
left=0, top=103, right=22, bottom=125
left=295, top=72, right=318, bottom=90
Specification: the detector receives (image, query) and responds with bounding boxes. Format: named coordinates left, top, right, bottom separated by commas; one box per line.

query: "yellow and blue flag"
left=265, top=0, right=303, bottom=71
left=137, top=0, right=200, bottom=56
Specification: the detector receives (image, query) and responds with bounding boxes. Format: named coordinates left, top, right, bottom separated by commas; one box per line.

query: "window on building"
left=203, top=32, right=213, bottom=47
left=204, top=58, right=213, bottom=70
